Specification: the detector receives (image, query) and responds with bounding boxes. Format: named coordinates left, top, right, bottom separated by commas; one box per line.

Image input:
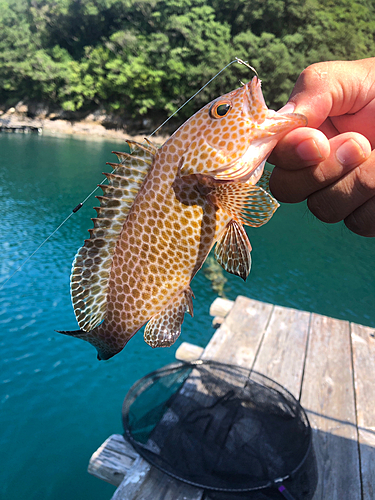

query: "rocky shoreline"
left=0, top=104, right=170, bottom=144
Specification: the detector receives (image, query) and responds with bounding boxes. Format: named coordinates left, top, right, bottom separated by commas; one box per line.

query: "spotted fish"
left=58, top=77, right=306, bottom=360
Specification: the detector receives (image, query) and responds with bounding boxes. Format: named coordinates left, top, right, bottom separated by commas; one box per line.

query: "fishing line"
left=0, top=57, right=256, bottom=290
left=0, top=212, right=75, bottom=290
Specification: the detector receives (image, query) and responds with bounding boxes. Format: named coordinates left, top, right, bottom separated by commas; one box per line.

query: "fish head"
left=179, top=76, right=307, bottom=183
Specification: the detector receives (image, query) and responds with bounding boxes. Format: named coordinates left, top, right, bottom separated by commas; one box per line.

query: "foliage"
left=1, top=0, right=374, bottom=123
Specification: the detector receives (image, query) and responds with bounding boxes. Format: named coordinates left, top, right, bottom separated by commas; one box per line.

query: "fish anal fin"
left=211, top=172, right=279, bottom=228
left=144, top=288, right=194, bottom=348
left=214, top=220, right=252, bottom=281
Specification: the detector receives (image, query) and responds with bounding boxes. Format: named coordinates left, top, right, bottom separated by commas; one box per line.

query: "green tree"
left=0, top=0, right=374, bottom=121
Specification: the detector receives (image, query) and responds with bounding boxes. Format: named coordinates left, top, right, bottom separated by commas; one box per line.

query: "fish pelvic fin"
left=70, top=140, right=156, bottom=333
left=144, top=288, right=194, bottom=348
left=214, top=220, right=252, bottom=281
left=211, top=169, right=279, bottom=228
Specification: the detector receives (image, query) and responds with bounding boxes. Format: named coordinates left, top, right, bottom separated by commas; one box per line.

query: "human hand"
left=268, top=58, right=375, bottom=236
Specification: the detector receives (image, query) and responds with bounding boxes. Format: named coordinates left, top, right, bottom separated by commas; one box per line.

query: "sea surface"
left=1, top=132, right=374, bottom=500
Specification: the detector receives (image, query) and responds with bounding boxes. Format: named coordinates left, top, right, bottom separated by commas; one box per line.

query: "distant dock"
left=88, top=296, right=375, bottom=500
left=0, top=116, right=42, bottom=134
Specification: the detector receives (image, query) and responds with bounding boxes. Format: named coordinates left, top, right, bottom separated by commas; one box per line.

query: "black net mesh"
left=122, top=360, right=317, bottom=499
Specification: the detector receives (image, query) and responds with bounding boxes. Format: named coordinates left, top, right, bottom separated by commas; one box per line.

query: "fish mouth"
left=243, top=76, right=266, bottom=113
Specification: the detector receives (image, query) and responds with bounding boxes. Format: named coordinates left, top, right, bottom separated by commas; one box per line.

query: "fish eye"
left=209, top=100, right=232, bottom=119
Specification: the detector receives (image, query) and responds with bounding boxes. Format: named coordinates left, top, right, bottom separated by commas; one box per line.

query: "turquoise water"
left=1, top=133, right=374, bottom=500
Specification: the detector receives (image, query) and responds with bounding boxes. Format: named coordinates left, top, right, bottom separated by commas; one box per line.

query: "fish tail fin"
left=55, top=328, right=119, bottom=361
left=56, top=328, right=86, bottom=337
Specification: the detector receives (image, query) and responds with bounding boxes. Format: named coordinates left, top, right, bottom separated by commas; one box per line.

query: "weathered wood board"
left=111, top=460, right=203, bottom=500
left=351, top=323, right=375, bottom=500
left=252, top=305, right=310, bottom=399
left=88, top=434, right=139, bottom=487
left=300, top=314, right=361, bottom=500
left=202, top=296, right=274, bottom=367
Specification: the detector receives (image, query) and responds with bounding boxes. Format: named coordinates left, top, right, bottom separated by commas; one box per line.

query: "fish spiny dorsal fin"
left=70, top=141, right=155, bottom=332
left=211, top=171, right=280, bottom=228
left=143, top=288, right=194, bottom=348
left=215, top=220, right=252, bottom=281
left=143, top=138, right=159, bottom=155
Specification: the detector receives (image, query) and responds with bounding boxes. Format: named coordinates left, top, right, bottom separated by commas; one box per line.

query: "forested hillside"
left=1, top=0, right=374, bottom=124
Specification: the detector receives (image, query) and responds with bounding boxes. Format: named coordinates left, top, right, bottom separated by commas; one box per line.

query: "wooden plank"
left=351, top=323, right=375, bottom=500
left=111, top=457, right=151, bottom=500
left=253, top=305, right=310, bottom=399
left=175, top=342, right=204, bottom=362
left=202, top=296, right=274, bottom=367
left=112, top=459, right=203, bottom=500
left=209, top=297, right=234, bottom=318
left=88, top=434, right=139, bottom=486
left=300, top=313, right=361, bottom=500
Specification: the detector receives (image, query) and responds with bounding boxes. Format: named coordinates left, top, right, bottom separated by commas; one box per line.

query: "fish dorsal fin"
left=70, top=140, right=156, bottom=332
left=215, top=220, right=252, bottom=281
left=144, top=288, right=194, bottom=348
left=211, top=170, right=279, bottom=228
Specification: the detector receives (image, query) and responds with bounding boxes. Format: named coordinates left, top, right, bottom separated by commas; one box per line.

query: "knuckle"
left=269, top=169, right=307, bottom=203
left=311, top=163, right=330, bottom=185
left=353, top=163, right=375, bottom=196
left=307, top=191, right=341, bottom=223
left=298, top=63, right=331, bottom=90
left=344, top=200, right=375, bottom=237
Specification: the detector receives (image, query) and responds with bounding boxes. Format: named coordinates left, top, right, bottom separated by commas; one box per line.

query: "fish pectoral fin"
left=144, top=288, right=194, bottom=348
left=211, top=171, right=280, bottom=227
left=215, top=220, right=252, bottom=281
left=256, top=169, right=272, bottom=195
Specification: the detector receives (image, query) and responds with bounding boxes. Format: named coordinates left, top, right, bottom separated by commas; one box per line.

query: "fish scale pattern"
left=95, top=152, right=228, bottom=356
left=70, top=141, right=155, bottom=332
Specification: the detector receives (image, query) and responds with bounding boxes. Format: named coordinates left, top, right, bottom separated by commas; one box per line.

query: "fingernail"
left=336, top=139, right=366, bottom=166
left=278, top=102, right=296, bottom=114
left=296, top=138, right=324, bottom=164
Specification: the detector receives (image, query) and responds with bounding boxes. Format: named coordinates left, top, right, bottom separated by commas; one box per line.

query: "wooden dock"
left=88, top=296, right=375, bottom=499
left=0, top=117, right=42, bottom=133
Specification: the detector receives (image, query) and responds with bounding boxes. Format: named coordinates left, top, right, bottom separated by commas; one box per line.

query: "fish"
left=58, top=77, right=306, bottom=360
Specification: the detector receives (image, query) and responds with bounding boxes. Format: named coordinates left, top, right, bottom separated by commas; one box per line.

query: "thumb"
left=281, top=58, right=375, bottom=130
